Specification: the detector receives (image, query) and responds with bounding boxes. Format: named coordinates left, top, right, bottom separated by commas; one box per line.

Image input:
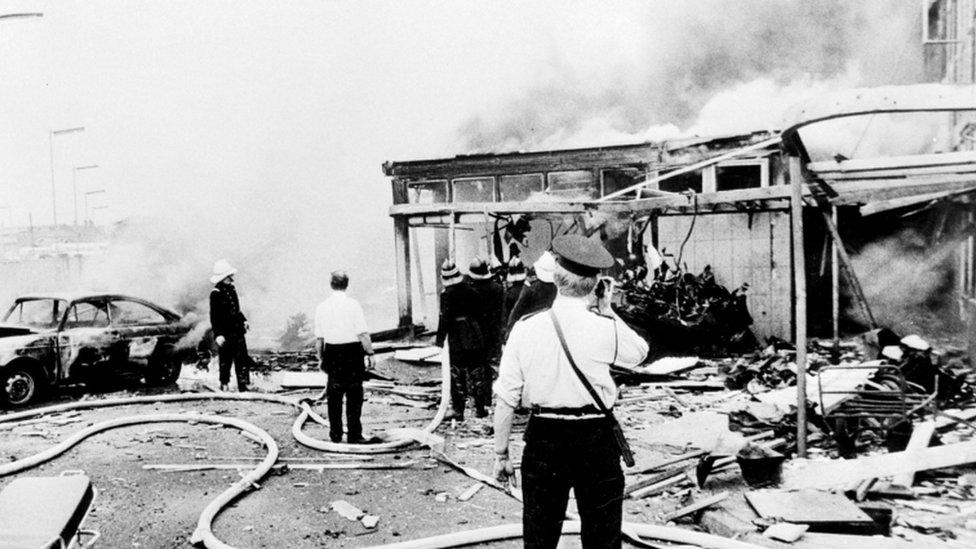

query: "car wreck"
left=0, top=293, right=194, bottom=407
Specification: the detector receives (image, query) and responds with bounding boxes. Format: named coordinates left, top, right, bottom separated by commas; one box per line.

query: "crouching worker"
left=493, top=235, right=649, bottom=549
left=315, top=271, right=374, bottom=444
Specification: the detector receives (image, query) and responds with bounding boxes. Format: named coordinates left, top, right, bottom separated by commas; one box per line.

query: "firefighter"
left=436, top=260, right=489, bottom=419
left=209, top=259, right=254, bottom=392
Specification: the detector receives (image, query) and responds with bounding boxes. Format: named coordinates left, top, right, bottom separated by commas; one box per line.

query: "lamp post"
left=49, top=127, right=85, bottom=226
left=84, top=190, right=105, bottom=225
left=0, top=13, right=43, bottom=22
left=72, top=165, right=99, bottom=226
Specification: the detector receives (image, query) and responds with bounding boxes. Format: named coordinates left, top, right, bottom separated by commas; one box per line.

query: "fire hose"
left=0, top=411, right=278, bottom=549
left=0, top=348, right=762, bottom=549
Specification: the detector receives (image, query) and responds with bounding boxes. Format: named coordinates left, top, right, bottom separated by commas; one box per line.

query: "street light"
left=84, top=190, right=105, bottom=225
left=49, top=126, right=85, bottom=225
left=0, top=13, right=43, bottom=22
left=72, top=165, right=99, bottom=226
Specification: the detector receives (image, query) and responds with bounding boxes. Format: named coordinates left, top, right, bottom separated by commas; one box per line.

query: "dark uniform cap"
left=551, top=234, right=614, bottom=277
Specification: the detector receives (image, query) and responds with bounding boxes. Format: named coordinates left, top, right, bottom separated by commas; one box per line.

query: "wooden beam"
left=393, top=217, right=413, bottom=328
left=789, top=156, right=809, bottom=458
left=783, top=439, right=976, bottom=490
left=831, top=206, right=840, bottom=361
left=890, top=421, right=937, bottom=489
left=818, top=209, right=877, bottom=328
left=662, top=491, right=730, bottom=522
left=808, top=150, right=976, bottom=175
left=382, top=142, right=662, bottom=178
left=389, top=184, right=797, bottom=218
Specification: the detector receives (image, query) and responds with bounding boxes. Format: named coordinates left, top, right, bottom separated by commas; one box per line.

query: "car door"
left=107, top=299, right=172, bottom=371
left=58, top=299, right=115, bottom=380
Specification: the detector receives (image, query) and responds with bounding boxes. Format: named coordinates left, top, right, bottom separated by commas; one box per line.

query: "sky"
left=0, top=1, right=927, bottom=334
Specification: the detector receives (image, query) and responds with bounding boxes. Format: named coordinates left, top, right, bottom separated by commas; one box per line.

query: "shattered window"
left=716, top=164, right=762, bottom=191
left=658, top=170, right=703, bottom=193
left=452, top=177, right=495, bottom=202
left=408, top=180, right=447, bottom=204
left=547, top=170, right=598, bottom=199
left=110, top=300, right=167, bottom=326
left=4, top=299, right=62, bottom=328
left=499, top=174, right=543, bottom=201
left=64, top=301, right=110, bottom=329
left=601, top=168, right=642, bottom=198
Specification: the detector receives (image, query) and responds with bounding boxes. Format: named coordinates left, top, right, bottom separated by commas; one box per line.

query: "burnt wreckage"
left=384, top=83, right=976, bottom=454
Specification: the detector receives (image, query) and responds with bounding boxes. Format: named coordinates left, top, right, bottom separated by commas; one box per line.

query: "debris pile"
left=615, top=265, right=758, bottom=358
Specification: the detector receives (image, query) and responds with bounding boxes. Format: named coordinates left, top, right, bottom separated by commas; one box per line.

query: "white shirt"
left=314, top=291, right=369, bottom=344
left=493, top=294, right=649, bottom=410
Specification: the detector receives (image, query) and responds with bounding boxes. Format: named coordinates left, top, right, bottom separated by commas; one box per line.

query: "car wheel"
left=147, top=355, right=183, bottom=386
left=1, top=367, right=40, bottom=408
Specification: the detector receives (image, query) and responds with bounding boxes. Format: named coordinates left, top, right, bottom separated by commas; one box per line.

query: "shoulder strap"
left=548, top=310, right=611, bottom=415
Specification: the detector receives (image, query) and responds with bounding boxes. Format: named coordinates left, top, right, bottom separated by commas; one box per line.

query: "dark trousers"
left=323, top=342, right=365, bottom=442
left=449, top=348, right=491, bottom=414
left=522, top=416, right=624, bottom=549
left=218, top=335, right=252, bottom=389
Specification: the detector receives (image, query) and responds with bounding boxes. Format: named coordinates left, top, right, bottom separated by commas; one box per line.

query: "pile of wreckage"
left=611, top=329, right=976, bottom=548
left=616, top=264, right=759, bottom=358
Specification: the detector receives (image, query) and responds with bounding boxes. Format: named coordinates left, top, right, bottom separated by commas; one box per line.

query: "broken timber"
left=890, top=420, right=937, bottom=489
left=662, top=491, right=730, bottom=522
left=783, top=439, right=976, bottom=489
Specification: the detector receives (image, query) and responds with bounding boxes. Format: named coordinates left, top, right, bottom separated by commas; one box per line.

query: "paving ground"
left=0, top=354, right=696, bottom=548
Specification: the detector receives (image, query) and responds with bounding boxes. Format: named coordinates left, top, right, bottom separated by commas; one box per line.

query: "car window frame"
left=108, top=298, right=169, bottom=327
left=59, top=299, right=112, bottom=331
left=3, top=298, right=66, bottom=329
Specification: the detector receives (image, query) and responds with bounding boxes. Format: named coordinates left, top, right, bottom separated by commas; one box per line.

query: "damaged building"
left=383, top=84, right=976, bottom=357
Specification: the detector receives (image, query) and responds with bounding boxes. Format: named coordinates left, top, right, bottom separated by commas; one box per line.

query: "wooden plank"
left=745, top=489, right=873, bottom=524
left=782, top=440, right=976, bottom=489
left=662, top=491, right=729, bottom=521
left=809, top=151, right=976, bottom=176
left=790, top=157, right=809, bottom=458
left=891, top=421, right=937, bottom=488
left=641, top=357, right=701, bottom=376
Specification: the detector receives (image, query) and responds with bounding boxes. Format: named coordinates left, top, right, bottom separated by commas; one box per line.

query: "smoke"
left=852, top=229, right=959, bottom=334
left=458, top=1, right=924, bottom=152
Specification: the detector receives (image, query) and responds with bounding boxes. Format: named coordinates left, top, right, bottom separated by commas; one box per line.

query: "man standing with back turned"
left=493, top=235, right=649, bottom=548
left=315, top=271, right=374, bottom=444
left=209, top=259, right=253, bottom=392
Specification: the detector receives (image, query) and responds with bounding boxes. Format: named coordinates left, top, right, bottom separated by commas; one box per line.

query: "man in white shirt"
left=493, top=235, right=648, bottom=549
left=314, top=271, right=374, bottom=443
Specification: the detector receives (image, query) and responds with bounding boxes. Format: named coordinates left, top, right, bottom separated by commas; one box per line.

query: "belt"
left=531, top=405, right=605, bottom=419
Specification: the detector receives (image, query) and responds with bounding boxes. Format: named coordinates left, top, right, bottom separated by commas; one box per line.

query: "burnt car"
left=0, top=293, right=195, bottom=408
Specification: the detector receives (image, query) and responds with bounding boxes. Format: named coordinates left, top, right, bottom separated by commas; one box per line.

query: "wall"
left=656, top=211, right=793, bottom=341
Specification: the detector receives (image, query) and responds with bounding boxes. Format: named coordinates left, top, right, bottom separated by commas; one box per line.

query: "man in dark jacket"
left=467, top=257, right=505, bottom=367
left=504, top=251, right=558, bottom=339
left=436, top=260, right=489, bottom=420
left=209, top=259, right=253, bottom=392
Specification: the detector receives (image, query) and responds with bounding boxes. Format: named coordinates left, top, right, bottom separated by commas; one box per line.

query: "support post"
left=394, top=217, right=412, bottom=330
left=789, top=156, right=809, bottom=458
left=391, top=179, right=413, bottom=330
left=831, top=205, right=840, bottom=363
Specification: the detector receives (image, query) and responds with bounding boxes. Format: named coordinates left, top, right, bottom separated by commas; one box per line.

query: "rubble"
left=616, top=265, right=759, bottom=358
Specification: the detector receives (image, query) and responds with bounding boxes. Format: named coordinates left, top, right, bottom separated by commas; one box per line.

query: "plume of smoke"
left=852, top=229, right=959, bottom=334
left=458, top=1, right=923, bottom=152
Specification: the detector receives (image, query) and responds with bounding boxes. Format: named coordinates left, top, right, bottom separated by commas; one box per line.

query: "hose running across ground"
left=0, top=348, right=759, bottom=548
left=0, top=412, right=278, bottom=549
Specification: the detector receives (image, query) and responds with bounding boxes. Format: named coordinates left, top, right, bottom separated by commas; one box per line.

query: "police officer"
left=209, top=259, right=254, bottom=392
left=436, top=260, right=489, bottom=420
left=492, top=235, right=649, bottom=549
